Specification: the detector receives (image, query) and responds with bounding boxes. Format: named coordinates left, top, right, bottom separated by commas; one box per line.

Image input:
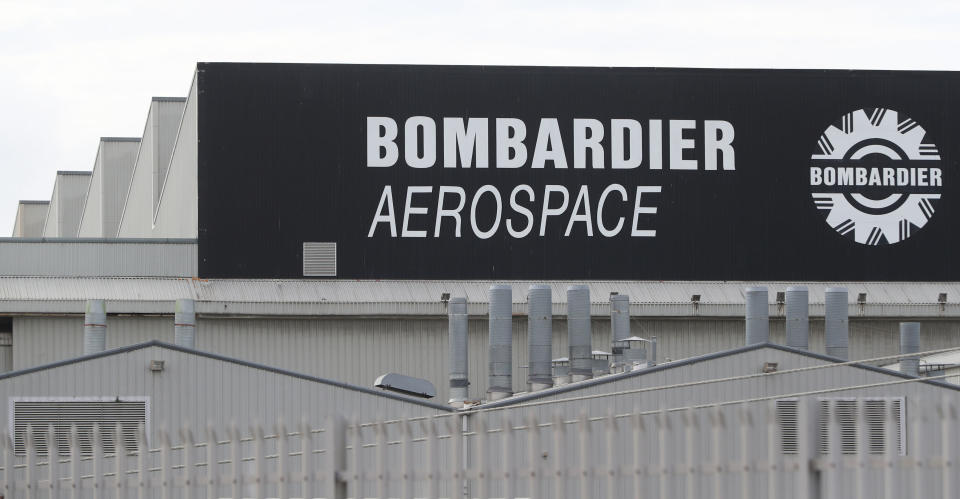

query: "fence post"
left=710, top=407, right=725, bottom=499
left=552, top=413, right=566, bottom=499
left=579, top=412, right=591, bottom=499
left=605, top=412, right=617, bottom=499
left=325, top=416, right=346, bottom=499
left=401, top=417, right=414, bottom=499
left=882, top=400, right=896, bottom=499
left=827, top=400, right=842, bottom=499
left=527, top=413, right=542, bottom=499
left=423, top=418, right=439, bottom=499
left=298, top=419, right=313, bottom=499
left=137, top=422, right=148, bottom=499
left=766, top=401, right=779, bottom=499
left=160, top=427, right=171, bottom=499
left=181, top=425, right=196, bottom=499
left=252, top=423, right=265, bottom=499
left=796, top=397, right=814, bottom=499
left=229, top=424, right=241, bottom=499
left=115, top=423, right=125, bottom=498
left=738, top=405, right=754, bottom=499
left=1, top=425, right=11, bottom=499
left=48, top=425, right=60, bottom=497
left=657, top=409, right=670, bottom=499
left=503, top=415, right=515, bottom=499
left=206, top=425, right=218, bottom=499
left=275, top=420, right=288, bottom=499
left=351, top=418, right=362, bottom=499
left=632, top=412, right=646, bottom=498
left=941, top=396, right=955, bottom=499
left=25, top=424, right=35, bottom=499
left=683, top=409, right=696, bottom=499
left=70, top=424, right=79, bottom=499
left=446, top=415, right=464, bottom=499
left=476, top=415, right=489, bottom=499
left=909, top=399, right=924, bottom=499
left=855, top=399, right=867, bottom=499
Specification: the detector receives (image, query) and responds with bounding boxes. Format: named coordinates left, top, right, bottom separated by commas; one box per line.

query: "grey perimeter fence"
left=0, top=397, right=957, bottom=499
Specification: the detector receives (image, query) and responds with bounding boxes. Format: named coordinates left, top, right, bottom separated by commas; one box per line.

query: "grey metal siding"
left=153, top=74, right=197, bottom=238
left=0, top=240, right=197, bottom=277
left=12, top=315, right=960, bottom=403
left=0, top=345, right=443, bottom=444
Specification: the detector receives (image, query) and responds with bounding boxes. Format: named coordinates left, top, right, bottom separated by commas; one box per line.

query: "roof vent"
left=302, top=242, right=337, bottom=277
left=374, top=373, right=436, bottom=398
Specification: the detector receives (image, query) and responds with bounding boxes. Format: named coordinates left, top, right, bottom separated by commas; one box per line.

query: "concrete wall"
left=153, top=75, right=197, bottom=238
left=41, top=172, right=91, bottom=237
left=118, top=98, right=186, bottom=238
left=78, top=138, right=140, bottom=238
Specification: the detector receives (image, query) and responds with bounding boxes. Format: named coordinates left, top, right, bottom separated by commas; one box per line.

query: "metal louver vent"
left=302, top=242, right=337, bottom=277
left=817, top=397, right=904, bottom=455
left=13, top=400, right=147, bottom=456
left=776, top=399, right=799, bottom=454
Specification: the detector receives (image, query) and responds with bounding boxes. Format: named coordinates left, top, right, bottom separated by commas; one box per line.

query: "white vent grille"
left=777, top=397, right=904, bottom=456
left=13, top=400, right=147, bottom=455
left=303, top=242, right=337, bottom=277
left=776, top=399, right=799, bottom=454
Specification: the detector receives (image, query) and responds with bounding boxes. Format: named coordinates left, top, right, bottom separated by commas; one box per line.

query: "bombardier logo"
left=809, top=108, right=942, bottom=245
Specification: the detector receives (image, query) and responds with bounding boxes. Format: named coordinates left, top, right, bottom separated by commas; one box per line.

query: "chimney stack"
left=785, top=286, right=809, bottom=351
left=83, top=299, right=107, bottom=354
left=899, top=322, right=921, bottom=377
left=174, top=299, right=196, bottom=348
left=487, top=285, right=513, bottom=400
left=745, top=286, right=769, bottom=345
left=448, top=297, right=469, bottom=405
left=527, top=285, right=553, bottom=391
left=824, top=287, right=849, bottom=360
left=610, top=294, right=630, bottom=370
left=567, top=285, right=592, bottom=382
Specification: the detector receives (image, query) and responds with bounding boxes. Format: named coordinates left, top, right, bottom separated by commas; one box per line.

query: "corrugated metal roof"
left=0, top=277, right=959, bottom=316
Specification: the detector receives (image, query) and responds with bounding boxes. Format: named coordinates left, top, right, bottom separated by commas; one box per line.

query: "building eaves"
left=0, top=340, right=454, bottom=412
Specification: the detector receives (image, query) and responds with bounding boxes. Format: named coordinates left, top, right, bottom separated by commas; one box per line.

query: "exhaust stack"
left=174, top=299, right=196, bottom=348
left=448, top=297, right=469, bottom=405
left=610, top=294, right=630, bottom=371
left=527, top=285, right=553, bottom=391
left=785, top=286, right=809, bottom=351
left=487, top=285, right=513, bottom=400
left=567, top=285, right=592, bottom=382
left=745, top=286, right=769, bottom=345
left=83, top=299, right=107, bottom=355
left=899, top=322, right=920, bottom=377
left=824, top=287, right=849, bottom=360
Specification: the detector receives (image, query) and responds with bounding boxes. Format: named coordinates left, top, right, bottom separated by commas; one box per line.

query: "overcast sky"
left=1, top=0, right=958, bottom=235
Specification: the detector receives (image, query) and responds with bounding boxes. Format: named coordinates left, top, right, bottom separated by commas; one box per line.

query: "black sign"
left=197, top=63, right=960, bottom=280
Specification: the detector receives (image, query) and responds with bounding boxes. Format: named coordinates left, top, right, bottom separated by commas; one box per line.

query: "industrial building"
left=0, top=63, right=958, bottom=496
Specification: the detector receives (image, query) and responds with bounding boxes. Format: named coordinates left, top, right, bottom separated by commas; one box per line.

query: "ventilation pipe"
left=567, top=285, right=592, bottom=382
left=174, top=299, right=196, bottom=348
left=448, top=297, right=469, bottom=405
left=649, top=336, right=658, bottom=367
left=83, top=299, right=106, bottom=354
left=527, top=285, right=553, bottom=391
left=785, top=286, right=809, bottom=351
left=824, top=287, right=849, bottom=360
left=745, top=286, right=769, bottom=345
left=610, top=294, right=630, bottom=370
left=487, top=285, right=513, bottom=400
left=899, top=322, right=921, bottom=377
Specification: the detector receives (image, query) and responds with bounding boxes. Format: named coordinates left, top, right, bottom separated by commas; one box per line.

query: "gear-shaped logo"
left=810, top=108, right=942, bottom=245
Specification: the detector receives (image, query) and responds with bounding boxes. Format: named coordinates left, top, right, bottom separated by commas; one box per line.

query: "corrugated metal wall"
left=0, top=345, right=443, bottom=442
left=12, top=315, right=960, bottom=402
left=0, top=240, right=197, bottom=277
left=42, top=172, right=91, bottom=238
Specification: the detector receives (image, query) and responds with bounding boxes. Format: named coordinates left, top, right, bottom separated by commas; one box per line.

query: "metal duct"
left=567, top=285, right=592, bottom=382
left=487, top=285, right=513, bottom=400
left=610, top=294, right=630, bottom=369
left=448, top=297, right=469, bottom=405
left=527, top=285, right=553, bottom=391
left=649, top=336, right=657, bottom=367
left=83, top=299, right=106, bottom=354
left=174, top=299, right=196, bottom=349
left=824, top=287, right=849, bottom=360
left=745, top=286, right=769, bottom=345
left=785, top=286, right=809, bottom=351
left=899, top=322, right=921, bottom=377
